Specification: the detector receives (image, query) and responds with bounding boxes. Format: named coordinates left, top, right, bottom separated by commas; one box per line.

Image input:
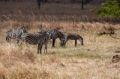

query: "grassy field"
left=0, top=1, right=120, bottom=79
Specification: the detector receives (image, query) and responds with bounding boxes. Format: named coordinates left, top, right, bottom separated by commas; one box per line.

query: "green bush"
left=91, top=0, right=120, bottom=18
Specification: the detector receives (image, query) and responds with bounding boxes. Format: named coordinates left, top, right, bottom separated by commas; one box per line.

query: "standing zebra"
left=64, top=33, right=84, bottom=47
left=38, top=29, right=65, bottom=47
left=21, top=32, right=51, bottom=54
left=6, top=27, right=27, bottom=44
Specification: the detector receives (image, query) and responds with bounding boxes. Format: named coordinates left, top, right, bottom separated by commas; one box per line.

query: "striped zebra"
left=38, top=29, right=65, bottom=47
left=21, top=32, right=51, bottom=54
left=6, top=27, right=27, bottom=44
left=64, top=33, right=84, bottom=47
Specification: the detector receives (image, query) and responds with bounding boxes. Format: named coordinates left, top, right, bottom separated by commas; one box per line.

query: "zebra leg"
left=6, top=36, right=9, bottom=42
left=19, top=40, right=23, bottom=46
left=44, top=44, right=47, bottom=54
left=40, top=46, right=42, bottom=54
left=20, top=38, right=25, bottom=47
left=17, top=39, right=19, bottom=44
left=81, top=40, right=84, bottom=45
left=52, top=39, right=56, bottom=47
left=75, top=40, right=77, bottom=47
left=78, top=36, right=84, bottom=45
left=8, top=38, right=11, bottom=43
left=64, top=39, right=68, bottom=47
left=37, top=44, right=40, bottom=54
left=38, top=44, right=43, bottom=54
left=6, top=36, right=11, bottom=42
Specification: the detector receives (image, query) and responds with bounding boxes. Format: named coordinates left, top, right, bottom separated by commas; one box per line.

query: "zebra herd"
left=6, top=27, right=84, bottom=54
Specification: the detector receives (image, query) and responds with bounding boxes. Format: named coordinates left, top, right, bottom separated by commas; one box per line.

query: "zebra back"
left=21, top=33, right=41, bottom=45
left=6, top=27, right=28, bottom=43
left=21, top=32, right=51, bottom=45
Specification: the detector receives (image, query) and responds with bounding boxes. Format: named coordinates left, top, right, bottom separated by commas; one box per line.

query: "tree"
left=81, top=0, right=91, bottom=10
left=37, top=0, right=47, bottom=9
left=37, top=0, right=41, bottom=9
left=81, top=0, right=84, bottom=10
left=91, top=0, right=120, bottom=18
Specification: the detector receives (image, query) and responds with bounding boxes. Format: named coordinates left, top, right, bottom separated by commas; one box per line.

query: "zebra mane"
left=6, top=29, right=13, bottom=33
left=77, top=34, right=83, bottom=39
left=58, top=31, right=64, bottom=38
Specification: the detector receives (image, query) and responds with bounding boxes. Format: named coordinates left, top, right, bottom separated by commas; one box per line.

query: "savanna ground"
left=0, top=1, right=120, bottom=79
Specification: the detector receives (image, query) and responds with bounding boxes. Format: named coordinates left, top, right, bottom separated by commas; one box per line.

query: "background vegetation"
left=91, top=0, right=120, bottom=18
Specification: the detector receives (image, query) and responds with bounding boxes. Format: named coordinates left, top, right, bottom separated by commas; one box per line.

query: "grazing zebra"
left=38, top=29, right=65, bottom=47
left=64, top=33, right=84, bottom=47
left=6, top=27, right=27, bottom=44
left=21, top=32, right=51, bottom=54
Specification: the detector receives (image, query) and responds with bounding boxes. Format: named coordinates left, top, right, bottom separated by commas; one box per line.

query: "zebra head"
left=6, top=29, right=13, bottom=34
left=38, top=31, right=51, bottom=41
left=58, top=31, right=65, bottom=47
left=6, top=29, right=13, bottom=42
left=42, top=31, right=51, bottom=41
left=60, top=38, right=65, bottom=47
left=19, top=27, right=28, bottom=34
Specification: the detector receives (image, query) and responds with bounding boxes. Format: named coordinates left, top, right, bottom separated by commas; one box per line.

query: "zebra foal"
left=21, top=32, right=51, bottom=54
left=6, top=27, right=27, bottom=44
left=63, top=33, right=84, bottom=47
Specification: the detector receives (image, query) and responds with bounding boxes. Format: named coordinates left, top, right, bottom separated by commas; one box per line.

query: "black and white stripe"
left=21, top=32, right=51, bottom=54
left=6, top=27, right=27, bottom=44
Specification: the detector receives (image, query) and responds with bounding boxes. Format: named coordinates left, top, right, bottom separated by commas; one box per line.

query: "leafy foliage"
left=91, top=0, right=120, bottom=18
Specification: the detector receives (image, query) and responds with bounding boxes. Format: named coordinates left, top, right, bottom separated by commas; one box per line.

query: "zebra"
left=6, top=27, right=27, bottom=44
left=38, top=29, right=65, bottom=47
left=21, top=32, right=51, bottom=54
left=63, top=33, right=84, bottom=47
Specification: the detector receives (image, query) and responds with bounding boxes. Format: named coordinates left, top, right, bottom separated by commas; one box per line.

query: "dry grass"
left=0, top=1, right=120, bottom=79
left=0, top=42, right=120, bottom=79
left=0, top=25, right=120, bottom=79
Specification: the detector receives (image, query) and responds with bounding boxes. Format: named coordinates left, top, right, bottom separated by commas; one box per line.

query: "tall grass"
left=0, top=43, right=119, bottom=79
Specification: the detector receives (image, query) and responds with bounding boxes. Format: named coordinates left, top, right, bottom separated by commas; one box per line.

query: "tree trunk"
left=81, top=0, right=84, bottom=10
